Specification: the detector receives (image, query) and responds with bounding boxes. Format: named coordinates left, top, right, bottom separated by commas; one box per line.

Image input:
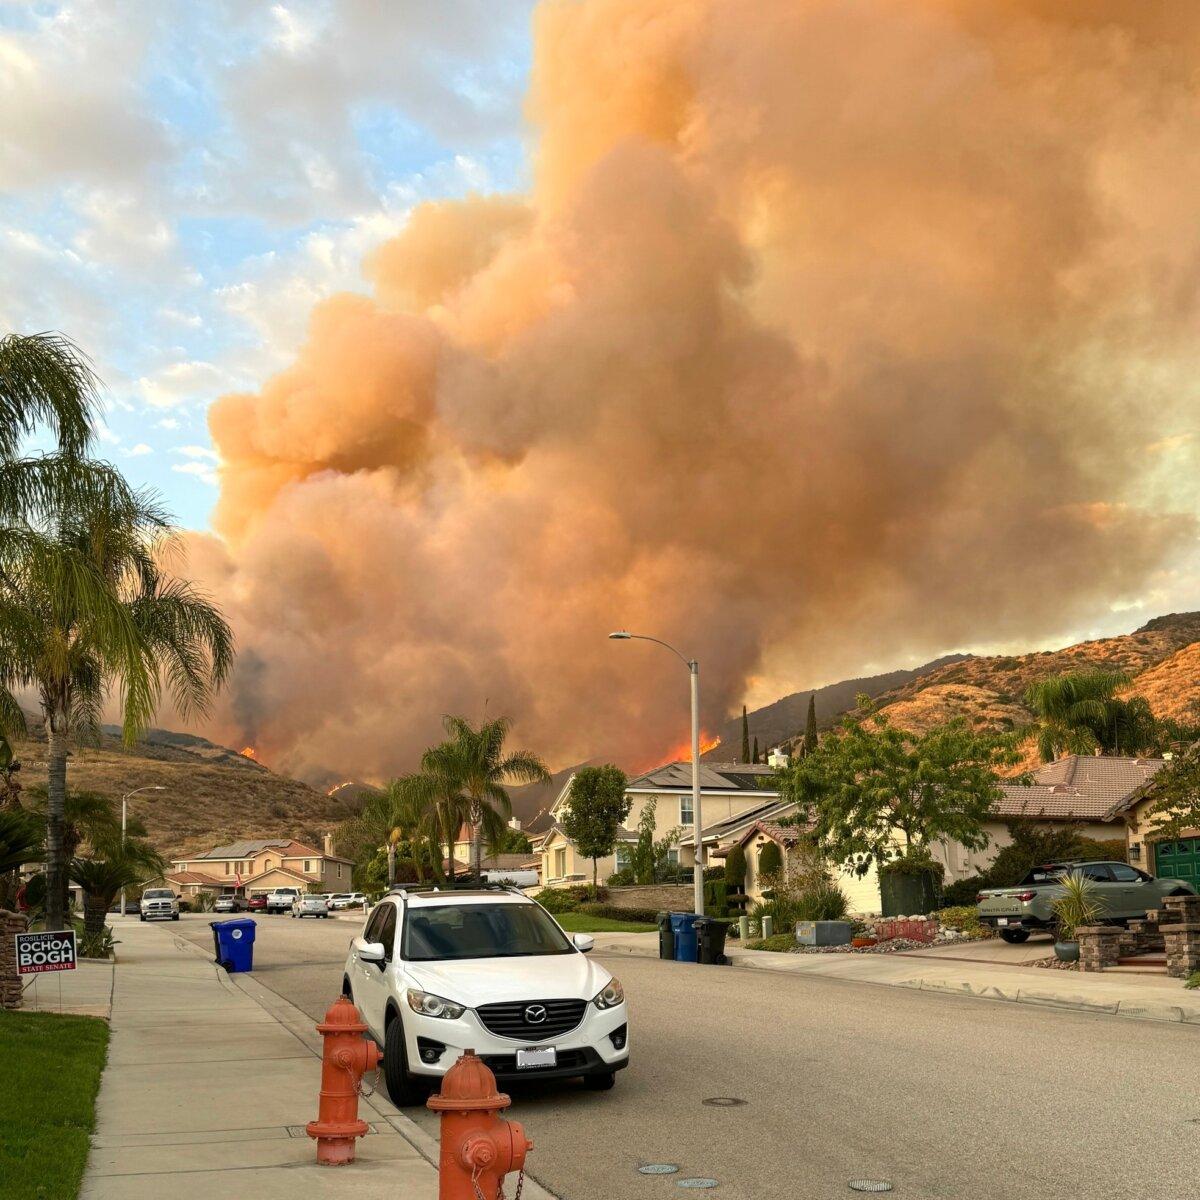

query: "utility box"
left=795, top=920, right=852, bottom=947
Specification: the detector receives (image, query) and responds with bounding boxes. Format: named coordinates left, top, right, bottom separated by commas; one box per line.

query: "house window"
left=615, top=845, right=632, bottom=872
left=304, top=860, right=312, bottom=873
left=338, top=864, right=344, bottom=879
left=225, top=862, right=231, bottom=875
left=667, top=848, right=680, bottom=866
left=680, top=796, right=694, bottom=826
left=554, top=847, right=566, bottom=879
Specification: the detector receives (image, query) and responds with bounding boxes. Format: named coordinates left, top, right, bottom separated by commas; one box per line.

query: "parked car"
left=328, top=892, right=368, bottom=910
left=976, top=861, right=1196, bottom=942
left=292, top=893, right=331, bottom=919
left=266, top=887, right=301, bottom=914
left=213, top=894, right=247, bottom=913
left=246, top=894, right=268, bottom=912
left=343, top=888, right=627, bottom=1106
left=140, top=888, right=180, bottom=922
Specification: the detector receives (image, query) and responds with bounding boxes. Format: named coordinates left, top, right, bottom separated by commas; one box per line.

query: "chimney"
left=323, top=831, right=334, bottom=856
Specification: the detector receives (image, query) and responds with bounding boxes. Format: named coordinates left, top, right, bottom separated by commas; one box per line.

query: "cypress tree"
left=741, top=706, right=750, bottom=763
left=752, top=736, right=760, bottom=764
left=804, top=694, right=818, bottom=756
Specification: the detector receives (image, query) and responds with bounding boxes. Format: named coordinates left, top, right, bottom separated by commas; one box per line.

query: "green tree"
left=341, top=777, right=442, bottom=887
left=0, top=807, right=42, bottom=909
left=1139, top=744, right=1200, bottom=842
left=1024, top=669, right=1157, bottom=762
left=783, top=698, right=1018, bottom=877
left=752, top=736, right=759, bottom=764
left=0, top=480, right=233, bottom=930
left=489, top=825, right=533, bottom=854
left=741, top=706, right=750, bottom=763
left=423, top=716, right=549, bottom=880
left=560, top=764, right=630, bottom=894
left=70, top=834, right=163, bottom=937
left=0, top=332, right=96, bottom=458
left=803, top=694, right=818, bottom=756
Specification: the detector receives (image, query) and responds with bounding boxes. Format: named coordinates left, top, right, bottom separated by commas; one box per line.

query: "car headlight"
left=593, top=978, right=624, bottom=1010
left=406, top=989, right=466, bottom=1020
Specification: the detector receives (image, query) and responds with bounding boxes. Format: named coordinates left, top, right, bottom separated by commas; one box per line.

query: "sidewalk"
left=77, top=920, right=554, bottom=1200
left=590, top=931, right=1200, bottom=1024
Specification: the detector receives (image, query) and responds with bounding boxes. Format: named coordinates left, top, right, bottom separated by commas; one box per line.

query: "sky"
left=0, top=0, right=535, bottom=528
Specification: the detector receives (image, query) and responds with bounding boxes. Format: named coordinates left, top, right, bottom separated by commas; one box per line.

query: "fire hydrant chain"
left=471, top=1164, right=524, bottom=1200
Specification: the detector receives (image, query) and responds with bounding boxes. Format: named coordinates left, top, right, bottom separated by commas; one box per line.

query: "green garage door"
left=1153, top=838, right=1200, bottom=883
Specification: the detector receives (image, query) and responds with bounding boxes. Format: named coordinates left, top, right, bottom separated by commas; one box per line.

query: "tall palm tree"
left=347, top=777, right=441, bottom=887
left=0, top=482, right=233, bottom=930
left=1024, top=669, right=1157, bottom=762
left=0, top=332, right=97, bottom=459
left=424, top=716, right=549, bottom=880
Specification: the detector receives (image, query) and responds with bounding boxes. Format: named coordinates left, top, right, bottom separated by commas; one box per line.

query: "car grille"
left=475, top=998, right=588, bottom=1040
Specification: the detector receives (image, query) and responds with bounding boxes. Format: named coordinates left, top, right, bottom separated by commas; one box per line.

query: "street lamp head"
left=608, top=631, right=632, bottom=640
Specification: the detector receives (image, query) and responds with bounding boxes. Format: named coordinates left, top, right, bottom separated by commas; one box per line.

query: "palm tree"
left=0, top=332, right=97, bottom=459
left=346, top=777, right=442, bottom=887
left=1025, top=670, right=1159, bottom=762
left=424, top=716, right=549, bottom=880
left=70, top=835, right=163, bottom=937
left=0, top=807, right=42, bottom=909
left=0, top=482, right=233, bottom=930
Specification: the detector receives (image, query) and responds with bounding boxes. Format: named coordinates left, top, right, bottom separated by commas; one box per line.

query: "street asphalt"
left=176, top=914, right=1200, bottom=1200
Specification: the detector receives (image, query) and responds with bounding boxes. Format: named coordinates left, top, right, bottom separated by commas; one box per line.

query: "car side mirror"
left=573, top=933, right=595, bottom=953
left=353, top=936, right=386, bottom=965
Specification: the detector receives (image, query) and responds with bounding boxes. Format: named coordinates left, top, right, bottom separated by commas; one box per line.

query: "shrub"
left=942, top=875, right=988, bottom=907
left=189, top=892, right=213, bottom=913
left=79, top=926, right=116, bottom=959
left=703, top=878, right=728, bottom=915
left=793, top=882, right=849, bottom=922
left=724, top=843, right=746, bottom=888
left=934, top=905, right=992, bottom=940
left=702, top=865, right=724, bottom=881
left=1073, top=836, right=1127, bottom=863
left=577, top=902, right=662, bottom=923
left=757, top=842, right=782, bottom=877
left=536, top=884, right=606, bottom=914
left=605, top=868, right=635, bottom=886
left=1051, top=870, right=1105, bottom=940
left=1185, top=971, right=1200, bottom=990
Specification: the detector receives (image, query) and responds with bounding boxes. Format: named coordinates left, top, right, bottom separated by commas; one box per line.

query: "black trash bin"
left=657, top=911, right=675, bottom=960
left=695, top=917, right=729, bottom=965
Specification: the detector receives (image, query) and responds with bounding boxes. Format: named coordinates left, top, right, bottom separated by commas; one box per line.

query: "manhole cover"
left=639, top=1164, right=680, bottom=1175
left=702, top=1097, right=747, bottom=1108
left=848, top=1183, right=893, bottom=1194
left=677, top=1180, right=719, bottom=1190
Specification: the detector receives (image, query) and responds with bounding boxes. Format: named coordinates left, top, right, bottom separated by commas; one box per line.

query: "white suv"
left=343, top=889, right=628, bottom=1105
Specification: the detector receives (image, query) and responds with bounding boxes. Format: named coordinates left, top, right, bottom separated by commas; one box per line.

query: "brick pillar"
left=1077, top=925, right=1121, bottom=972
left=1162, top=923, right=1200, bottom=979
left=0, top=909, right=28, bottom=1009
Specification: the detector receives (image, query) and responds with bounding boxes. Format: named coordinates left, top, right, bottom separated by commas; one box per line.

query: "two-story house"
left=166, top=834, right=354, bottom=899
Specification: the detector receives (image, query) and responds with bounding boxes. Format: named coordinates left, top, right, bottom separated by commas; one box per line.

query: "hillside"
left=12, top=723, right=362, bottom=861
left=792, top=611, right=1200, bottom=754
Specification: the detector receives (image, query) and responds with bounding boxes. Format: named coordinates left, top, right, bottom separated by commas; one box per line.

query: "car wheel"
left=139, top=914, right=146, bottom=922
left=383, top=1012, right=426, bottom=1107
left=999, top=929, right=1030, bottom=944
left=172, top=913, right=180, bottom=921
left=584, top=1071, right=616, bottom=1091
left=342, top=975, right=353, bottom=999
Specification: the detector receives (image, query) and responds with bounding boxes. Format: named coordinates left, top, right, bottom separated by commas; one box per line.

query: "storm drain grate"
left=639, top=1164, right=680, bottom=1176
left=848, top=1182, right=893, bottom=1194
left=702, top=1097, right=747, bottom=1108
left=677, top=1180, right=719, bottom=1190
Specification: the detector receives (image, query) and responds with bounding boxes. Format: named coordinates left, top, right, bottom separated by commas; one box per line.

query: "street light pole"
left=609, top=631, right=705, bottom=916
left=120, top=786, right=165, bottom=917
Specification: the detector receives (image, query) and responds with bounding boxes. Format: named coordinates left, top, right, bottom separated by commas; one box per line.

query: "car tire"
left=172, top=913, right=179, bottom=921
left=383, top=1013, right=426, bottom=1107
left=999, top=929, right=1030, bottom=944
left=584, top=1071, right=616, bottom=1091
left=342, top=975, right=353, bottom=999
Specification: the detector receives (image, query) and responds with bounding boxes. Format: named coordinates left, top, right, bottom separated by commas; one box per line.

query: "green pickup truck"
left=976, top=860, right=1196, bottom=943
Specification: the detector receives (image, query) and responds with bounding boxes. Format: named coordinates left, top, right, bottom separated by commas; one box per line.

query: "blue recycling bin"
left=210, top=917, right=256, bottom=973
left=669, top=912, right=700, bottom=963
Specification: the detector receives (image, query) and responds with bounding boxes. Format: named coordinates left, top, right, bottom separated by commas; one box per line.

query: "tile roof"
left=627, top=761, right=781, bottom=793
left=165, top=870, right=224, bottom=886
left=994, top=755, right=1165, bottom=823
left=193, top=839, right=293, bottom=860
left=678, top=799, right=797, bottom=847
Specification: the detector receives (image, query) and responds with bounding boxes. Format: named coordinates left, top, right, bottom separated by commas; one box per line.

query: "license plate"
left=997, top=918, right=1010, bottom=926
left=516, top=1047, right=556, bottom=1069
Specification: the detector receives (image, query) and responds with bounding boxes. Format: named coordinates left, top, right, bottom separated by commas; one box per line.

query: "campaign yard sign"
left=15, top=929, right=78, bottom=974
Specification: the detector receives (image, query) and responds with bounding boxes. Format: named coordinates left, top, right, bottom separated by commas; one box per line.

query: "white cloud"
left=156, top=416, right=181, bottom=430
left=174, top=445, right=219, bottom=461
left=138, top=360, right=233, bottom=408
left=171, top=460, right=218, bottom=486
left=124, top=442, right=153, bottom=457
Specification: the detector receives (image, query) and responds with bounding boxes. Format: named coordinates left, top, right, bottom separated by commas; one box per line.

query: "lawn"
left=555, top=912, right=656, bottom=933
left=0, top=1010, right=109, bottom=1200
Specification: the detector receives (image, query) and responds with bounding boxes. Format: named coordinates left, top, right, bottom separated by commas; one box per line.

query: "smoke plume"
left=192, top=0, right=1200, bottom=783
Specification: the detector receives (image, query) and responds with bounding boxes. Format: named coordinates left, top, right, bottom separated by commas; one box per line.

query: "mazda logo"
left=524, top=1004, right=547, bottom=1024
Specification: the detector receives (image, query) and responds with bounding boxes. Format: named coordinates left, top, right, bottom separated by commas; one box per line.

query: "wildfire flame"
left=240, top=746, right=257, bottom=759
left=326, top=780, right=357, bottom=797
left=659, top=733, right=721, bottom=765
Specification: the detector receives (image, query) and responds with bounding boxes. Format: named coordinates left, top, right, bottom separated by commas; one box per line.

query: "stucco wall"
left=604, top=884, right=694, bottom=911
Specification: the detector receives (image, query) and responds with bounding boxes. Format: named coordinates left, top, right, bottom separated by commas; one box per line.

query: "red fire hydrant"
left=306, top=996, right=382, bottom=1165
left=428, top=1050, right=533, bottom=1200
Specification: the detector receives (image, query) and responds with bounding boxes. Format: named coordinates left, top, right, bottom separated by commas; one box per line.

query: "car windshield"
left=143, top=890, right=172, bottom=899
left=402, top=902, right=574, bottom=961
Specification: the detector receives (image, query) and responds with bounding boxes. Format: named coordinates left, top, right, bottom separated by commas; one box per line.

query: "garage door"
left=1153, top=837, right=1200, bottom=883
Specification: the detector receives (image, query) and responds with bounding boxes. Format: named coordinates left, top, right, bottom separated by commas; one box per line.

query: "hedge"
left=577, top=902, right=661, bottom=924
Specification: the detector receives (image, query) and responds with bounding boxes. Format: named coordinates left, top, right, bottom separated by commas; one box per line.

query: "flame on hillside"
left=327, top=780, right=358, bottom=797
left=240, top=746, right=257, bottom=760
left=660, top=733, right=721, bottom=765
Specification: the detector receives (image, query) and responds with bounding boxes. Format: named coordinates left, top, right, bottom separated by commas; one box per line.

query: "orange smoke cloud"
left=192, top=0, right=1199, bottom=784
